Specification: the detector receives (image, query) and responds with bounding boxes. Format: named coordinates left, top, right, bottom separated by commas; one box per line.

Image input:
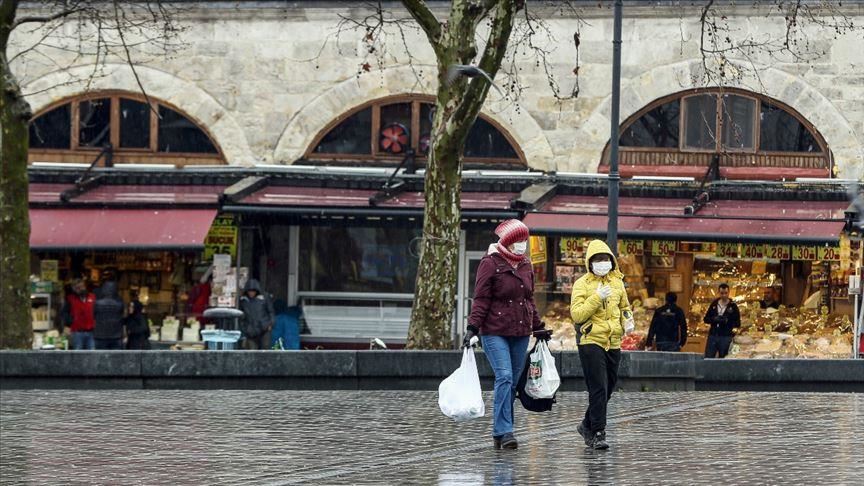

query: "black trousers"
left=705, top=335, right=733, bottom=358
left=578, top=344, right=621, bottom=434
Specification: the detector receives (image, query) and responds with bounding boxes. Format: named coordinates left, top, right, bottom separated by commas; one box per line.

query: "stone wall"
left=9, top=2, right=864, bottom=178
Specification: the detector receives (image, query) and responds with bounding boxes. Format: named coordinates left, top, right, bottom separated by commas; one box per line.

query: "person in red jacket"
left=62, top=279, right=96, bottom=350
left=463, top=219, right=547, bottom=450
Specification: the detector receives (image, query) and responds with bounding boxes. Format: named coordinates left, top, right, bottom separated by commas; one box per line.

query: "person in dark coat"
left=94, top=281, right=125, bottom=350
left=239, top=279, right=274, bottom=349
left=124, top=294, right=151, bottom=350
left=646, top=292, right=688, bottom=352
left=703, top=283, right=741, bottom=358
left=271, top=299, right=301, bottom=350
left=464, top=219, right=547, bottom=450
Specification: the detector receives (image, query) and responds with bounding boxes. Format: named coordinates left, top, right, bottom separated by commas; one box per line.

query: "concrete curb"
left=1, top=350, right=860, bottom=392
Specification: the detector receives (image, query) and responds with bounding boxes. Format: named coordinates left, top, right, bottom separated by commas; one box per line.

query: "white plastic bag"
left=525, top=340, right=561, bottom=399
left=438, top=347, right=485, bottom=421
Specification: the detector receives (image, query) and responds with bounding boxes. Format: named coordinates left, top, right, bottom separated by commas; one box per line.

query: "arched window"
left=307, top=95, right=524, bottom=167
left=29, top=92, right=224, bottom=166
left=604, top=89, right=830, bottom=178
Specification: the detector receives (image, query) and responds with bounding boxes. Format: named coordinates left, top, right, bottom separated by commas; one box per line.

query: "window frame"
left=619, top=88, right=824, bottom=156
left=28, top=90, right=224, bottom=165
left=306, top=94, right=526, bottom=165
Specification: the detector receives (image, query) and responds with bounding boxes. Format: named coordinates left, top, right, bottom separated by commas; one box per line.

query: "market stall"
left=524, top=195, right=861, bottom=358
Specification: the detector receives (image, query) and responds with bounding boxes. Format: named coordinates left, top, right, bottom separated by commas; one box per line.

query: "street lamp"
left=607, top=0, right=623, bottom=255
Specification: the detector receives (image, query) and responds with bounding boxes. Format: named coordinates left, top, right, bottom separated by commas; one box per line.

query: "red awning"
left=29, top=184, right=225, bottom=205
left=237, top=186, right=517, bottom=211
left=524, top=196, right=848, bottom=244
left=30, top=209, right=217, bottom=250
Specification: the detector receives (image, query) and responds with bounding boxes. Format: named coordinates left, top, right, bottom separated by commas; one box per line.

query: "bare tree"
left=0, top=0, right=182, bottom=348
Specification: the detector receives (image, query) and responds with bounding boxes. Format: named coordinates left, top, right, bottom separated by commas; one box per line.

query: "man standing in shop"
left=703, top=283, right=741, bottom=358
left=62, top=279, right=97, bottom=350
left=239, top=279, right=274, bottom=349
left=94, top=280, right=126, bottom=350
left=646, top=292, right=688, bottom=352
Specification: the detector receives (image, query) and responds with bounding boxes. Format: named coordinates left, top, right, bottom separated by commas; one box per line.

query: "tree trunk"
left=1, top=0, right=33, bottom=349
left=405, top=0, right=517, bottom=349
left=405, top=81, right=466, bottom=349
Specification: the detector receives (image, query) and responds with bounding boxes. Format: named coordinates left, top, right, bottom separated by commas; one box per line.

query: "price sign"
left=763, top=244, right=790, bottom=260
left=791, top=245, right=818, bottom=261
left=559, top=237, right=582, bottom=252
left=651, top=240, right=676, bottom=257
left=741, top=243, right=765, bottom=259
left=716, top=242, right=739, bottom=258
left=619, top=240, right=644, bottom=255
left=817, top=246, right=841, bottom=261
left=559, top=237, right=584, bottom=261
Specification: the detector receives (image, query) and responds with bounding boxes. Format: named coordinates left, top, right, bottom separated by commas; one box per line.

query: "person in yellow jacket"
left=570, top=239, right=634, bottom=450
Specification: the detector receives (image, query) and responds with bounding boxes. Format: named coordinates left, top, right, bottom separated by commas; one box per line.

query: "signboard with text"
left=716, top=242, right=739, bottom=258
left=764, top=244, right=791, bottom=260
left=650, top=240, right=676, bottom=257
left=741, top=243, right=765, bottom=259
left=791, top=245, right=818, bottom=261
left=618, top=240, right=644, bottom=256
left=529, top=236, right=547, bottom=265
left=204, top=215, right=238, bottom=261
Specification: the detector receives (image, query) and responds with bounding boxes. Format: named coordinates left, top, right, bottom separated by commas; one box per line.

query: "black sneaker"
left=493, top=436, right=502, bottom=449
left=577, top=423, right=592, bottom=446
left=591, top=431, right=609, bottom=450
left=500, top=432, right=518, bottom=450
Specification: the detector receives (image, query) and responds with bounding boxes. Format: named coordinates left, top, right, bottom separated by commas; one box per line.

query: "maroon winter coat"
left=468, top=252, right=543, bottom=336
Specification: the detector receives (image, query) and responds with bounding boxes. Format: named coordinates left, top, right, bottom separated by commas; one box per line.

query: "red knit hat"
left=495, top=219, right=530, bottom=247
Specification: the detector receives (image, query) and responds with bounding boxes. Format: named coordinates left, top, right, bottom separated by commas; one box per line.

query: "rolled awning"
left=523, top=196, right=848, bottom=244
left=30, top=209, right=218, bottom=250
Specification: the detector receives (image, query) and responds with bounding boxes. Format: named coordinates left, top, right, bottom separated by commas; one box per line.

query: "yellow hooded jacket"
left=570, top=240, right=632, bottom=351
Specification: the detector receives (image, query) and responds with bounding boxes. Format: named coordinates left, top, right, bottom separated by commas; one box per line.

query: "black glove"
left=533, top=328, right=552, bottom=342
left=463, top=325, right=479, bottom=348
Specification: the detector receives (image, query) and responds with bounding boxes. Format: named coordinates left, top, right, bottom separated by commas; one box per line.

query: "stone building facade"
left=11, top=1, right=864, bottom=179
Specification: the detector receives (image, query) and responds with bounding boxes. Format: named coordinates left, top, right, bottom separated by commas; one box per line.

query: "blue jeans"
left=71, top=332, right=95, bottom=350
left=481, top=334, right=530, bottom=438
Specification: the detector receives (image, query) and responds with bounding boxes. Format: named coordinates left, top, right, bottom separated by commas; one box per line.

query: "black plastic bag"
left=516, top=340, right=556, bottom=412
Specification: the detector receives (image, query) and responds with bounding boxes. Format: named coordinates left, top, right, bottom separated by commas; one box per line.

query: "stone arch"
left=273, top=65, right=555, bottom=171
left=23, top=64, right=254, bottom=166
left=568, top=59, right=863, bottom=179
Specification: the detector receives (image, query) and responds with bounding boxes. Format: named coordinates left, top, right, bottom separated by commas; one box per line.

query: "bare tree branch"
left=400, top=0, right=441, bottom=52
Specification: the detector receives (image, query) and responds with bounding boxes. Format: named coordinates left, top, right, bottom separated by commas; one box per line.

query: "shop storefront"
left=524, top=193, right=862, bottom=359
left=27, top=181, right=229, bottom=349
left=222, top=180, right=523, bottom=348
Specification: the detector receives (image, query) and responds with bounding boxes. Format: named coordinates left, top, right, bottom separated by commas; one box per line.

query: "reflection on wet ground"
left=1, top=390, right=862, bottom=485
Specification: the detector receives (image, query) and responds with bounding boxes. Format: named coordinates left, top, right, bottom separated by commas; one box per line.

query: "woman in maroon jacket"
left=464, top=219, right=547, bottom=450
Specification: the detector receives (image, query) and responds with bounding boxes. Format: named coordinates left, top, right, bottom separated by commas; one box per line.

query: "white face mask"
left=592, top=260, right=613, bottom=276
left=511, top=241, right=528, bottom=255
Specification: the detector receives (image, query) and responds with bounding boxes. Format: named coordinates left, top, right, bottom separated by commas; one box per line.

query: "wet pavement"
left=1, top=390, right=862, bottom=485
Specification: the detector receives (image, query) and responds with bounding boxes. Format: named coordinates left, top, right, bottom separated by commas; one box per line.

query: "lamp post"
left=607, top=0, right=623, bottom=255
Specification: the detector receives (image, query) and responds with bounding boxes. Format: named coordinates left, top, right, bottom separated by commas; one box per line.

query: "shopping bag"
left=438, top=347, right=485, bottom=421
left=516, top=341, right=556, bottom=412
left=524, top=340, right=561, bottom=399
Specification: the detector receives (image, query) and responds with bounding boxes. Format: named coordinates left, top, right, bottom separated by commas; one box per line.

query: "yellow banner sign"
left=817, top=246, right=841, bottom=261
left=618, top=240, right=644, bottom=255
left=204, top=215, right=238, bottom=261
left=791, top=245, right=818, bottom=261
left=741, top=243, right=765, bottom=259
left=650, top=240, right=676, bottom=257
left=764, top=244, right=791, bottom=260
left=529, top=236, right=547, bottom=265
left=716, top=242, right=739, bottom=258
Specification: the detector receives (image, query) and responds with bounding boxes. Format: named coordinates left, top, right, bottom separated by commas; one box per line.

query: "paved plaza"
left=1, top=390, right=862, bottom=485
